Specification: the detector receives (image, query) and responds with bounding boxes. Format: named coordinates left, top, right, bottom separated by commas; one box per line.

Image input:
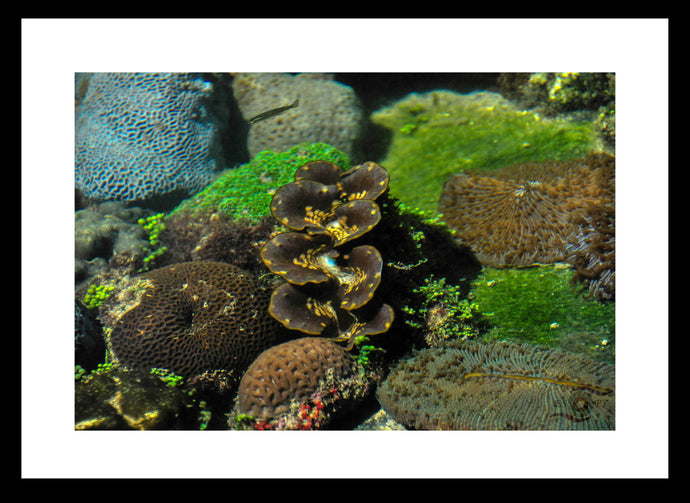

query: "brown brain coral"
left=377, top=340, right=615, bottom=430
left=109, top=261, right=280, bottom=378
left=237, top=337, right=359, bottom=420
left=438, top=153, right=615, bottom=268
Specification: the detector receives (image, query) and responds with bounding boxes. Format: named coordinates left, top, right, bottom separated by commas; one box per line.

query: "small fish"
left=248, top=99, right=299, bottom=125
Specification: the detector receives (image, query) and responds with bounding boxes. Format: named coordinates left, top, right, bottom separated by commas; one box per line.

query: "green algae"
left=168, top=142, right=351, bottom=222
left=470, top=265, right=614, bottom=362
left=401, top=275, right=484, bottom=346
left=371, top=90, right=599, bottom=214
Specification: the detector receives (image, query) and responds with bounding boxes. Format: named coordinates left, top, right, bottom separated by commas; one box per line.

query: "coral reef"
left=438, top=153, right=615, bottom=268
left=73, top=74, right=617, bottom=432
left=370, top=90, right=598, bottom=214
left=232, top=73, right=365, bottom=161
left=234, top=337, right=367, bottom=429
left=376, top=340, right=615, bottom=430
left=75, top=73, right=227, bottom=207
left=261, top=161, right=394, bottom=350
left=108, top=261, right=281, bottom=379
left=169, top=142, right=352, bottom=223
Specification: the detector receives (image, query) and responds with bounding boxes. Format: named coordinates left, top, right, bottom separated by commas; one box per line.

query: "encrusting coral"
left=261, top=161, right=394, bottom=350
left=108, top=261, right=280, bottom=379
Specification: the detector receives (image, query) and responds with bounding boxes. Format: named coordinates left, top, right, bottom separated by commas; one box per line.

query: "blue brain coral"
left=75, top=73, right=223, bottom=204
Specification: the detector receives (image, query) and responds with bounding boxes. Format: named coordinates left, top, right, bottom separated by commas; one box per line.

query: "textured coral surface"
left=75, top=73, right=221, bottom=204
left=377, top=340, right=615, bottom=430
left=232, top=73, right=365, bottom=160
left=439, top=153, right=614, bottom=268
left=238, top=337, right=358, bottom=419
left=109, top=262, right=279, bottom=378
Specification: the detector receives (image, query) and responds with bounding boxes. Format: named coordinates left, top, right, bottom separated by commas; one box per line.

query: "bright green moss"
left=371, top=90, right=598, bottom=214
left=169, top=142, right=351, bottom=222
left=137, top=212, right=168, bottom=272
left=75, top=361, right=115, bottom=382
left=83, top=283, right=115, bottom=309
left=150, top=368, right=184, bottom=388
left=470, top=265, right=614, bottom=359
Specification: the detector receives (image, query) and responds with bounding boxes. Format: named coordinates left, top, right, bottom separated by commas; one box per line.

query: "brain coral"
left=75, top=73, right=224, bottom=205
left=109, top=261, right=279, bottom=378
left=438, top=153, right=615, bottom=268
left=237, top=337, right=359, bottom=420
left=232, top=73, right=365, bottom=161
left=376, top=340, right=615, bottom=430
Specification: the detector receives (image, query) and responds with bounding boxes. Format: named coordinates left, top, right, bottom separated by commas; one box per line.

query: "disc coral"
left=438, top=153, right=615, bottom=269
left=377, top=340, right=615, bottom=430
left=108, top=262, right=280, bottom=378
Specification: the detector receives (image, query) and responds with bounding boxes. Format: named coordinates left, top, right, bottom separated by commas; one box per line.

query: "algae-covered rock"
left=371, top=90, right=599, bottom=214
left=471, top=265, right=615, bottom=363
left=168, top=142, right=351, bottom=223
left=75, top=367, right=199, bottom=430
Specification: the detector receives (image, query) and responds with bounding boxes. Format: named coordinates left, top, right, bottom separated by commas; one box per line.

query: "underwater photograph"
left=74, top=71, right=617, bottom=431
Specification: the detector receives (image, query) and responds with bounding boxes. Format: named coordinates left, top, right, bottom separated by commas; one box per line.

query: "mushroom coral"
left=438, top=153, right=615, bottom=272
left=261, top=161, right=394, bottom=349
left=377, top=340, right=615, bottom=430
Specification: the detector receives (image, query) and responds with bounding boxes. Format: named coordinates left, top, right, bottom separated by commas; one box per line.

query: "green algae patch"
left=471, top=265, right=614, bottom=362
left=169, top=143, right=351, bottom=222
left=371, top=91, right=599, bottom=214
